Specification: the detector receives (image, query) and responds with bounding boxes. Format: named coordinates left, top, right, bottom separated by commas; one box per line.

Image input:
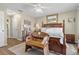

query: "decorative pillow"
left=41, top=28, right=47, bottom=33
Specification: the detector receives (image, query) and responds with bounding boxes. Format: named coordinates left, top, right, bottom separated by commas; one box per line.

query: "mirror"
left=46, top=14, right=58, bottom=23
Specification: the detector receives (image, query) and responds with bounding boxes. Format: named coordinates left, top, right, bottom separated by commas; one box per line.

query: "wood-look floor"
left=0, top=38, right=22, bottom=55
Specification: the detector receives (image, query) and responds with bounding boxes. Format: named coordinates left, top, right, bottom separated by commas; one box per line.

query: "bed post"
left=63, top=20, right=66, bottom=55
left=63, top=20, right=65, bottom=45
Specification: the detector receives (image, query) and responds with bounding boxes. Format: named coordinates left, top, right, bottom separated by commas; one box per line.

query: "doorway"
left=6, top=16, right=12, bottom=39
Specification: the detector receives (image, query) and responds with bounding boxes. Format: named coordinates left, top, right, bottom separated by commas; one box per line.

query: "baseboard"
left=8, top=37, right=23, bottom=41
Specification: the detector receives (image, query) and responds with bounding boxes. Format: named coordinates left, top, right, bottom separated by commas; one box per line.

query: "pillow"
left=46, top=28, right=63, bottom=37
left=41, top=28, right=47, bottom=32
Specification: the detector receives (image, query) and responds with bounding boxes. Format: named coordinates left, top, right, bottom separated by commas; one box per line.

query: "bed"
left=41, top=21, right=66, bottom=54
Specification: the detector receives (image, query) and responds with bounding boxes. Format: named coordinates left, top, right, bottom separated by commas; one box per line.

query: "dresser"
left=66, top=34, right=75, bottom=44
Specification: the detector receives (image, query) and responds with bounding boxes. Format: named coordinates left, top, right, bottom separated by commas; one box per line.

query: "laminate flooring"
left=0, top=38, right=22, bottom=55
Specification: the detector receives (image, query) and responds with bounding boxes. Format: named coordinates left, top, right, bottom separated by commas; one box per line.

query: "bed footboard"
left=49, top=37, right=66, bottom=55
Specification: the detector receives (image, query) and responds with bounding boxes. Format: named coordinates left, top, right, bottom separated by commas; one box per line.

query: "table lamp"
left=35, top=23, right=41, bottom=35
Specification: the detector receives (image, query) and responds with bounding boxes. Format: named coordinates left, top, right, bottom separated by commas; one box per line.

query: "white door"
left=0, top=11, right=6, bottom=47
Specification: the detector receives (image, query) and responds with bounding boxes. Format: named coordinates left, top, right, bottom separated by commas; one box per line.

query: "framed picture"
left=24, top=20, right=31, bottom=25
left=46, top=14, right=58, bottom=23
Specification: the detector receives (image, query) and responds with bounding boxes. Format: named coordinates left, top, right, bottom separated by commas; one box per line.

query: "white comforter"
left=41, top=28, right=64, bottom=44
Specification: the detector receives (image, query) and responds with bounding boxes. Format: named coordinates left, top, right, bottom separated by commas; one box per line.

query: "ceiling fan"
left=17, top=4, right=48, bottom=14
left=29, top=3, right=48, bottom=13
left=31, top=3, right=45, bottom=8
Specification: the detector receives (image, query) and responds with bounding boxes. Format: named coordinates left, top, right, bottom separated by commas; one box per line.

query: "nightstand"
left=66, top=34, right=75, bottom=44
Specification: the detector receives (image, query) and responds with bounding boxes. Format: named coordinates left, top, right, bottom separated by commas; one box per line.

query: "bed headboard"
left=42, top=20, right=65, bottom=33
left=42, top=20, right=66, bottom=45
left=42, top=23, right=63, bottom=27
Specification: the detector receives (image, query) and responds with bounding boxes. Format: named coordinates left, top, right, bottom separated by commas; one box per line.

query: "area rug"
left=8, top=42, right=77, bottom=55
left=66, top=43, right=77, bottom=55
left=8, top=42, right=57, bottom=55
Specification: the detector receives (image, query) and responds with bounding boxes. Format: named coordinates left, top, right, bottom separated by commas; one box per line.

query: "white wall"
left=12, top=14, right=21, bottom=39
left=36, top=10, right=77, bottom=35
left=58, top=10, right=77, bottom=34
left=77, top=9, right=79, bottom=34
left=76, top=9, right=79, bottom=41
left=35, top=17, right=48, bottom=28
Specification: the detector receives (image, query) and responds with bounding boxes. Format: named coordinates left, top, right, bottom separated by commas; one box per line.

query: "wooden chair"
left=25, top=36, right=49, bottom=55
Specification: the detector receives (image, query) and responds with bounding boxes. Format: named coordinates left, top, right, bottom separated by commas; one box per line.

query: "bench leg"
left=25, top=45, right=32, bottom=52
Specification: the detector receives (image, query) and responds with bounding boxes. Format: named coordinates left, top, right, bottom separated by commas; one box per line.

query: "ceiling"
left=0, top=3, right=79, bottom=18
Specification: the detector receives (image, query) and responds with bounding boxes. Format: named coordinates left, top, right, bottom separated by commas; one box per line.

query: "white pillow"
left=41, top=28, right=47, bottom=32
left=46, top=28, right=63, bottom=37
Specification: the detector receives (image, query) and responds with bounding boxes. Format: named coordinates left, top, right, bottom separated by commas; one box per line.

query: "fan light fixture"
left=35, top=8, right=43, bottom=13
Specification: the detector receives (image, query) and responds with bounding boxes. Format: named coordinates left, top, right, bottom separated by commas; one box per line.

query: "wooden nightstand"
left=66, top=34, right=75, bottom=44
